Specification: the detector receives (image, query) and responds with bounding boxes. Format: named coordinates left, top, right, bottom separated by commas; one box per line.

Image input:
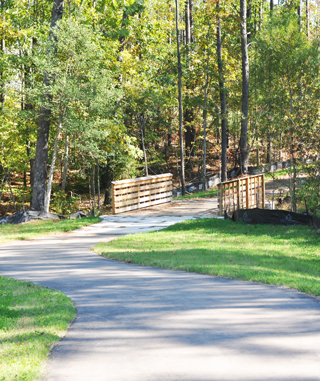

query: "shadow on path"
left=0, top=216, right=320, bottom=381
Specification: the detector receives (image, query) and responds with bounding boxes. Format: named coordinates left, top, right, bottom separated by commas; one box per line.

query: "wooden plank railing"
left=112, top=174, right=173, bottom=214
left=218, top=174, right=265, bottom=215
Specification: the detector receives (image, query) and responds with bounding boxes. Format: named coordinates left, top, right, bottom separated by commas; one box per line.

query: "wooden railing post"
left=245, top=177, right=249, bottom=209
left=111, top=183, right=115, bottom=215
left=237, top=179, right=240, bottom=210
left=219, top=183, right=223, bottom=216
left=262, top=174, right=265, bottom=209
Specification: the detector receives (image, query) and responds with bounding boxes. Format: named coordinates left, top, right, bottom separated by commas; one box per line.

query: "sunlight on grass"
left=0, top=216, right=101, bottom=244
left=174, top=187, right=219, bottom=200
left=94, top=218, right=320, bottom=296
left=0, top=277, right=75, bottom=381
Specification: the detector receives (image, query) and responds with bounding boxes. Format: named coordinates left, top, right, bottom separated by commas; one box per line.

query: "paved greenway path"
left=1, top=213, right=320, bottom=381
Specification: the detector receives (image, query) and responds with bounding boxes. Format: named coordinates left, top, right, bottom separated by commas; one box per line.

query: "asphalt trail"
left=1, top=215, right=320, bottom=381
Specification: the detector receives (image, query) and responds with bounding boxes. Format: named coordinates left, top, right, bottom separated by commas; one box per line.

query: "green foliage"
left=251, top=12, right=320, bottom=158
left=50, top=190, right=80, bottom=215
left=297, top=162, right=320, bottom=217
left=1, top=0, right=320, bottom=211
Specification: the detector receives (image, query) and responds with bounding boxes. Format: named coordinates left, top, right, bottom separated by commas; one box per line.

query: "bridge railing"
left=112, top=174, right=173, bottom=214
left=218, top=174, right=265, bottom=215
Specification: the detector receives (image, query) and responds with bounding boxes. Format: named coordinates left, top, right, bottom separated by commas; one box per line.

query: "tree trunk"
left=61, top=135, right=69, bottom=191
left=202, top=22, right=210, bottom=191
left=266, top=138, right=272, bottom=164
left=103, top=160, right=114, bottom=206
left=175, top=0, right=185, bottom=195
left=0, top=18, right=5, bottom=111
left=96, top=158, right=100, bottom=210
left=92, top=164, right=96, bottom=214
left=140, top=123, right=148, bottom=176
left=184, top=110, right=196, bottom=155
left=270, top=0, right=273, bottom=12
left=183, top=0, right=195, bottom=159
left=306, top=0, right=309, bottom=38
left=239, top=0, right=249, bottom=174
left=31, top=0, right=64, bottom=211
left=217, top=2, right=227, bottom=182
left=25, top=37, right=36, bottom=188
left=298, top=0, right=302, bottom=32
left=44, top=114, right=63, bottom=213
left=259, top=1, right=263, bottom=29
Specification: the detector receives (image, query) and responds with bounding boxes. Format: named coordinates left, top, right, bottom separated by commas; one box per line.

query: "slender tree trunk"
left=266, top=138, right=272, bottom=163
left=103, top=160, right=114, bottom=206
left=26, top=37, right=36, bottom=187
left=306, top=0, right=309, bottom=38
left=297, top=0, right=302, bottom=32
left=31, top=0, right=64, bottom=211
left=0, top=17, right=5, bottom=111
left=184, top=0, right=195, bottom=158
left=202, top=23, right=210, bottom=191
left=61, top=135, right=69, bottom=191
left=239, top=0, right=249, bottom=174
left=91, top=163, right=95, bottom=215
left=270, top=0, right=273, bottom=12
left=7, top=171, right=17, bottom=213
left=44, top=113, right=63, bottom=213
left=175, top=0, right=185, bottom=195
left=117, top=10, right=128, bottom=83
left=217, top=1, right=227, bottom=182
left=96, top=158, right=100, bottom=210
left=139, top=120, right=148, bottom=176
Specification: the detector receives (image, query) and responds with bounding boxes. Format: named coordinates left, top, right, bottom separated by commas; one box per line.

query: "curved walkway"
left=1, top=214, right=320, bottom=381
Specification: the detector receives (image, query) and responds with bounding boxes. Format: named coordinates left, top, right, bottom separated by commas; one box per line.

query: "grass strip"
left=0, top=276, right=76, bottom=381
left=0, top=216, right=101, bottom=244
left=174, top=188, right=219, bottom=200
left=94, top=218, right=320, bottom=296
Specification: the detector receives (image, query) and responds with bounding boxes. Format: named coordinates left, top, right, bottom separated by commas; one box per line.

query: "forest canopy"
left=0, top=0, right=320, bottom=214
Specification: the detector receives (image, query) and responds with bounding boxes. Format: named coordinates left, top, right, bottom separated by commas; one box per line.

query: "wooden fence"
left=112, top=174, right=173, bottom=214
left=218, top=174, right=265, bottom=215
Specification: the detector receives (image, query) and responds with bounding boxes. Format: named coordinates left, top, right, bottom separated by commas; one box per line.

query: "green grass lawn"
left=94, top=218, right=320, bottom=296
left=174, top=187, right=219, bottom=200
left=0, top=216, right=101, bottom=244
left=0, top=276, right=76, bottom=381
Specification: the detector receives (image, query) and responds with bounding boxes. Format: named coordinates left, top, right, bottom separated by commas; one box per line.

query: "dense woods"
left=1, top=0, right=320, bottom=214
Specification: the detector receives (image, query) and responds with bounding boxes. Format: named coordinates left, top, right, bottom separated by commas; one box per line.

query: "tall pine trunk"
left=175, top=0, right=185, bottom=195
left=217, top=1, right=227, bottom=182
left=184, top=0, right=195, bottom=158
left=202, top=20, right=211, bottom=191
left=239, top=0, right=249, bottom=174
left=31, top=0, right=64, bottom=210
